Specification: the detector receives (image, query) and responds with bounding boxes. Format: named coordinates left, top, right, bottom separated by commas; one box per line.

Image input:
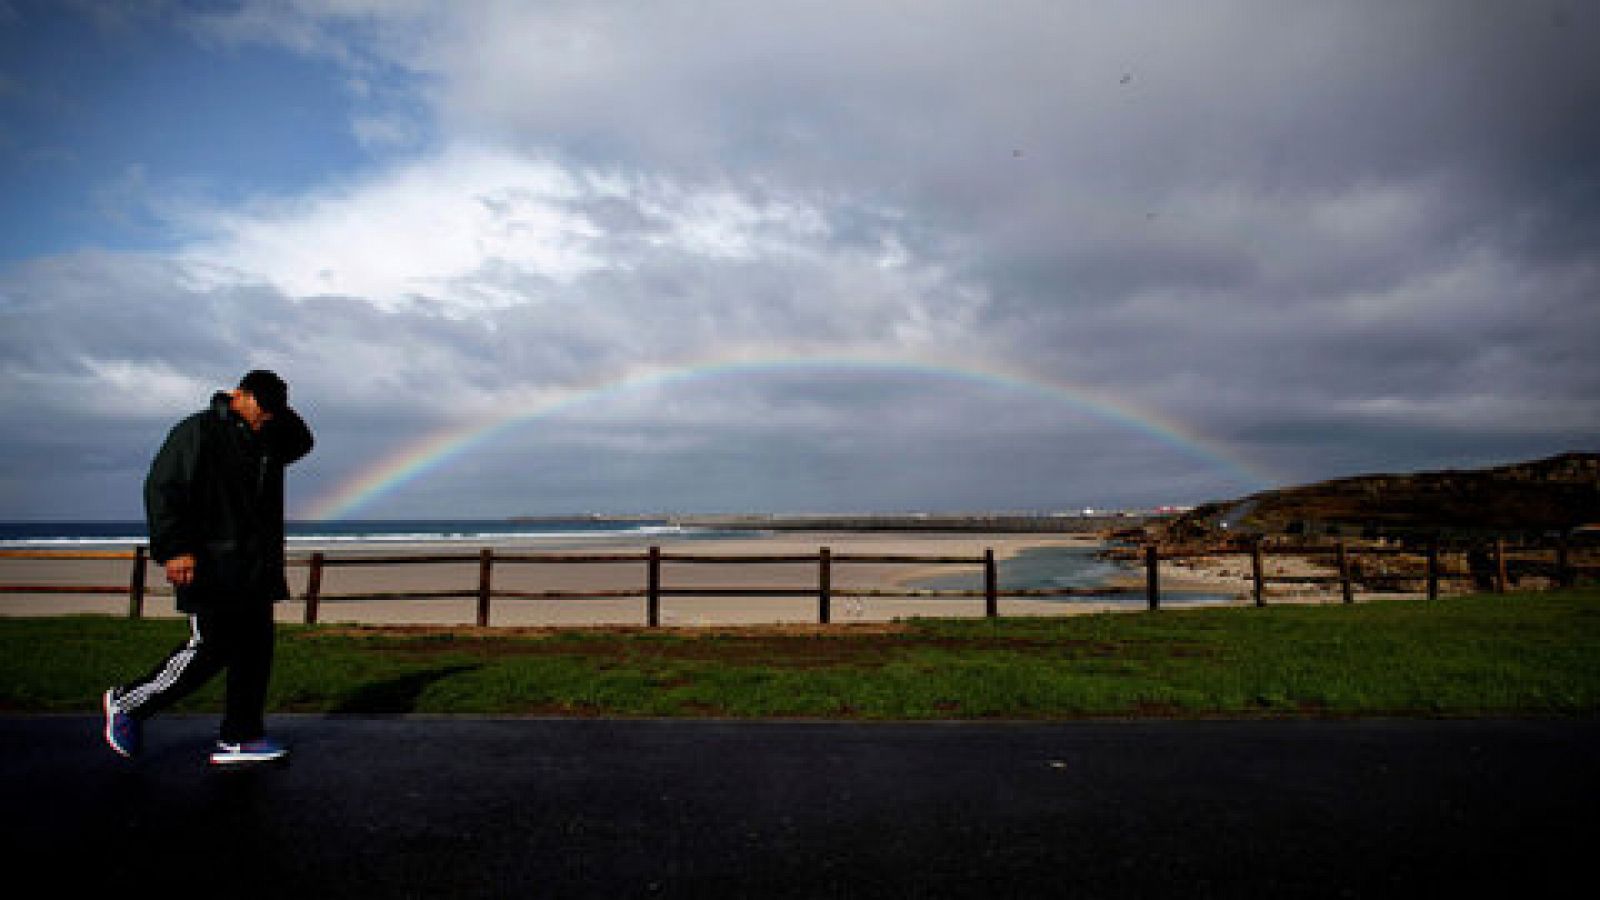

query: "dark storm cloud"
left=2, top=1, right=1597, bottom=519
left=414, top=1, right=1600, bottom=463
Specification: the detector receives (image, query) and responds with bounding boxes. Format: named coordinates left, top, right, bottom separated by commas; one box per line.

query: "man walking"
left=103, top=370, right=313, bottom=765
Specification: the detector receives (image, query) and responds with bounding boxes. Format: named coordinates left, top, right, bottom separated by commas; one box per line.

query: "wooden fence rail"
left=290, top=546, right=1035, bottom=626
left=1160, top=536, right=1598, bottom=606
left=2, top=538, right=1593, bottom=626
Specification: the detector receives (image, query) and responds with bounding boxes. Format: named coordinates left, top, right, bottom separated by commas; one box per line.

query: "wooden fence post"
left=985, top=548, right=998, bottom=618
left=1493, top=538, right=1508, bottom=594
left=477, top=547, right=494, bottom=627
left=304, top=551, right=324, bottom=624
left=1426, top=539, right=1440, bottom=601
left=1145, top=544, right=1160, bottom=611
left=129, top=545, right=147, bottom=620
left=647, top=545, right=661, bottom=627
left=1557, top=532, right=1572, bottom=589
left=818, top=546, right=832, bottom=624
left=1336, top=542, right=1354, bottom=605
left=1251, top=540, right=1266, bottom=607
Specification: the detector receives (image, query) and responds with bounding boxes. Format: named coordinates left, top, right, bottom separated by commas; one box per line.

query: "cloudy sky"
left=2, top=1, right=1596, bottom=521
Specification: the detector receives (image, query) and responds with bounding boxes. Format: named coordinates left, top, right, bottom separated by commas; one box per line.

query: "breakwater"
left=667, top=514, right=1152, bottom=533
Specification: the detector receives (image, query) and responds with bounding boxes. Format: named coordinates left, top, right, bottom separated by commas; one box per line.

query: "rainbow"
left=302, top=351, right=1275, bottom=520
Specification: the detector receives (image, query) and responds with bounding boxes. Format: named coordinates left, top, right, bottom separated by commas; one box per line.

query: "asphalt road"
left=3, top=716, right=1596, bottom=898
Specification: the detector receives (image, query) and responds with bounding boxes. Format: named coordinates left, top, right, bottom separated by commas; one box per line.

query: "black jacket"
left=144, top=392, right=314, bottom=612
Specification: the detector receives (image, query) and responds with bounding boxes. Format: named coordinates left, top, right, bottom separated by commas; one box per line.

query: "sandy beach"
left=1, top=531, right=1241, bottom=627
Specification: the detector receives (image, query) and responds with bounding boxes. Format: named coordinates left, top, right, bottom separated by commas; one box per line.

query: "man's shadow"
left=332, top=665, right=480, bottom=715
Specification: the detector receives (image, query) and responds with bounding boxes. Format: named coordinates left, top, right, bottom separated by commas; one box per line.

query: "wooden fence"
left=1, top=538, right=1592, bottom=626
left=1157, top=537, right=1593, bottom=607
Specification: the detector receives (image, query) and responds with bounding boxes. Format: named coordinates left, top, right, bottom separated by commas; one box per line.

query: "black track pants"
left=112, top=603, right=276, bottom=743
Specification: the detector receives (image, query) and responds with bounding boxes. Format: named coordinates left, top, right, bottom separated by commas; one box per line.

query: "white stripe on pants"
left=114, top=616, right=204, bottom=713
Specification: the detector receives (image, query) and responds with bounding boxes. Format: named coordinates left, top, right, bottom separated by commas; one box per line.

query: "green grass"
left=4, top=589, right=1598, bottom=719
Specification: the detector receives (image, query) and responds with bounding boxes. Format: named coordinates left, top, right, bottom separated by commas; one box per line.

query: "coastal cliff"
left=1161, top=452, right=1600, bottom=541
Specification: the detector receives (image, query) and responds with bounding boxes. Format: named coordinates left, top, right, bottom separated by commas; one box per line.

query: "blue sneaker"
left=209, top=737, right=289, bottom=766
left=102, top=688, right=142, bottom=759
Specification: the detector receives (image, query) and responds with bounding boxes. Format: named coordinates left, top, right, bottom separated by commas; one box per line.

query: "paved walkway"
left=3, top=716, right=1595, bottom=898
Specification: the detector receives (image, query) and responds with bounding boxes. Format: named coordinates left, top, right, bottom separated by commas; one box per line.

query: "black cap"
left=238, top=370, right=290, bottom=415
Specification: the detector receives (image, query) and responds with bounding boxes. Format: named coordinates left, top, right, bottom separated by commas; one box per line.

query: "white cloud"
left=75, top=359, right=215, bottom=417
left=183, top=145, right=602, bottom=313
left=175, top=141, right=985, bottom=365
left=350, top=113, right=418, bottom=149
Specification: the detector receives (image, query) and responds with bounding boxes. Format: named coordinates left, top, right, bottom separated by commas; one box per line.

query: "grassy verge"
left=3, top=589, right=1597, bottom=719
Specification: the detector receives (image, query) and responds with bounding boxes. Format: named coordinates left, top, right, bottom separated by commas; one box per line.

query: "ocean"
left=0, top=518, right=704, bottom=550
left=915, top=543, right=1232, bottom=606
